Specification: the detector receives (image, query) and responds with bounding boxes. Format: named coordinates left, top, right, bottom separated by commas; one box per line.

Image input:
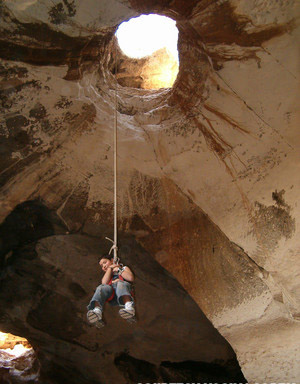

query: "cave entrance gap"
left=0, top=331, right=39, bottom=381
left=115, top=14, right=179, bottom=89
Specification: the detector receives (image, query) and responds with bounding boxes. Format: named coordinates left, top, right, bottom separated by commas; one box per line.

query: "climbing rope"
left=105, top=38, right=119, bottom=265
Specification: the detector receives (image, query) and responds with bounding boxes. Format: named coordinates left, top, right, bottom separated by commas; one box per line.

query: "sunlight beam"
left=116, top=14, right=179, bottom=62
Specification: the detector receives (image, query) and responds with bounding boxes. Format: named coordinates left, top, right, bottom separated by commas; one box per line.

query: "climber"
left=86, top=254, right=135, bottom=328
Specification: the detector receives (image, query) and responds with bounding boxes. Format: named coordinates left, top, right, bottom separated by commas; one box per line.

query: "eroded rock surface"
left=0, top=229, right=244, bottom=383
left=115, top=47, right=179, bottom=89
left=0, top=0, right=299, bottom=382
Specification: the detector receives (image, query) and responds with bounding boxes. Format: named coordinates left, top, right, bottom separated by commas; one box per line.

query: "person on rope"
left=86, top=254, right=135, bottom=328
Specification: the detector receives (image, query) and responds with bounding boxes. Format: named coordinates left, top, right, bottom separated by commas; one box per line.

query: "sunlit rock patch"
left=0, top=0, right=299, bottom=382
left=0, top=332, right=39, bottom=383
left=115, top=47, right=179, bottom=89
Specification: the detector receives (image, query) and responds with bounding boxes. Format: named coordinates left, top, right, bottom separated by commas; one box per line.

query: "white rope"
left=105, top=39, right=119, bottom=265
left=113, top=39, right=118, bottom=264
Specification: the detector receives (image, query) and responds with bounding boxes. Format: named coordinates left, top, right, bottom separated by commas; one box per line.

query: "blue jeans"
left=87, top=281, right=133, bottom=310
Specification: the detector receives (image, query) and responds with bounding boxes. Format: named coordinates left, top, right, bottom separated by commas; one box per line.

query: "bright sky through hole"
left=116, top=14, right=179, bottom=62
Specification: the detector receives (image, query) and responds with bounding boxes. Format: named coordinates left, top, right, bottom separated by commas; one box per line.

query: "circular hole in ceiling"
left=115, top=14, right=179, bottom=89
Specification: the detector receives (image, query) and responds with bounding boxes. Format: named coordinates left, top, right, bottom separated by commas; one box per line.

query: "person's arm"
left=119, top=266, right=134, bottom=282
left=101, top=266, right=114, bottom=284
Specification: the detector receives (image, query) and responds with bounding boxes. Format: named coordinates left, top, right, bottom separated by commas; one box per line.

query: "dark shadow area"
left=38, top=360, right=100, bottom=384
left=115, top=352, right=246, bottom=383
left=115, top=352, right=158, bottom=383
left=0, top=199, right=67, bottom=267
left=160, top=359, right=246, bottom=383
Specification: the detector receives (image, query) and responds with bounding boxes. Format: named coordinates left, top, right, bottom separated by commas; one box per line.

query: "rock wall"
left=115, top=47, right=179, bottom=89
left=1, top=228, right=244, bottom=383
left=0, top=0, right=299, bottom=382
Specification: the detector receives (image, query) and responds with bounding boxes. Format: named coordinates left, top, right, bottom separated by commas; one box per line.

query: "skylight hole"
left=115, top=14, right=179, bottom=89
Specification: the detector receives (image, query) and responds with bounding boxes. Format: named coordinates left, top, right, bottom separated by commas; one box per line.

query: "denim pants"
left=87, top=281, right=133, bottom=310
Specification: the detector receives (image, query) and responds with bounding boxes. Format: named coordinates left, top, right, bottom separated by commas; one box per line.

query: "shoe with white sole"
left=87, top=307, right=105, bottom=328
left=119, top=301, right=136, bottom=322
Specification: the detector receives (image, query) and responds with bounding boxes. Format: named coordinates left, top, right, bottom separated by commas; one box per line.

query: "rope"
left=113, top=60, right=118, bottom=264
left=106, top=39, right=119, bottom=265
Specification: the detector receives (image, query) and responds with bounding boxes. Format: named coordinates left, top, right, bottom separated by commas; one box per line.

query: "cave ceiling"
left=0, top=0, right=299, bottom=383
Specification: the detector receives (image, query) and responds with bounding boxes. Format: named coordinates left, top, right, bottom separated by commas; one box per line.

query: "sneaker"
left=119, top=301, right=135, bottom=321
left=87, top=307, right=105, bottom=328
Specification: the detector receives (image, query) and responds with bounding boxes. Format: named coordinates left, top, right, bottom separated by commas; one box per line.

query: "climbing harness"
left=106, top=267, right=135, bottom=303
left=105, top=39, right=119, bottom=265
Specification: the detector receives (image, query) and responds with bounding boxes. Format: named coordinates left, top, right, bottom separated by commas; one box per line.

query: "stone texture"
left=0, top=232, right=244, bottom=383
left=0, top=348, right=39, bottom=383
left=115, top=47, right=179, bottom=89
left=0, top=0, right=299, bottom=382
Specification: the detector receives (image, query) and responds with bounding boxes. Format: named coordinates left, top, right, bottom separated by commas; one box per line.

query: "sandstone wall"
left=0, top=0, right=299, bottom=382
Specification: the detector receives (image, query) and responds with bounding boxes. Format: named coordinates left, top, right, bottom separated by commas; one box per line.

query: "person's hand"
left=109, top=263, right=120, bottom=271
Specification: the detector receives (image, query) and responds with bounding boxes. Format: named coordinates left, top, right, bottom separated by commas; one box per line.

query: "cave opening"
left=0, top=0, right=298, bottom=382
left=114, top=14, right=179, bottom=89
left=0, top=331, right=40, bottom=382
